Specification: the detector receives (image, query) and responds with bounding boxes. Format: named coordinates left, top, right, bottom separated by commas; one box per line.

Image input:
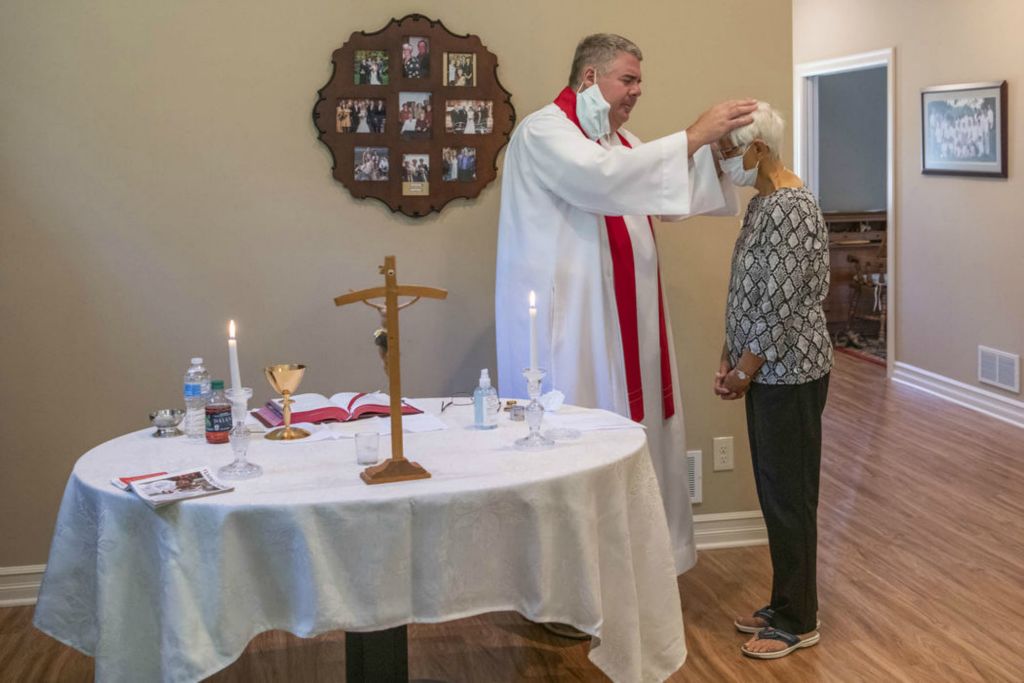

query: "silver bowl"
left=149, top=409, right=185, bottom=438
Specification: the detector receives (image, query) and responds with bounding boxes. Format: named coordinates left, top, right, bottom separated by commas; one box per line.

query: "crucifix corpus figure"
left=362, top=295, right=420, bottom=375
left=333, top=255, right=447, bottom=484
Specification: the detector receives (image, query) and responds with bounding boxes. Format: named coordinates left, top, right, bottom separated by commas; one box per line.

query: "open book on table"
left=252, top=391, right=422, bottom=428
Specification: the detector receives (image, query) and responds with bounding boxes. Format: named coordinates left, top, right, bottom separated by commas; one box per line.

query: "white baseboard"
left=892, top=361, right=1024, bottom=430
left=0, top=564, right=45, bottom=607
left=2, top=513, right=767, bottom=606
left=694, top=510, right=767, bottom=550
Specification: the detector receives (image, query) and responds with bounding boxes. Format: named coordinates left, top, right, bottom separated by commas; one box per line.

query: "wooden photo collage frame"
left=313, top=14, right=516, bottom=217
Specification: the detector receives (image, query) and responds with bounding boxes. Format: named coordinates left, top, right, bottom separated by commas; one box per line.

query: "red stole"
left=552, top=87, right=675, bottom=421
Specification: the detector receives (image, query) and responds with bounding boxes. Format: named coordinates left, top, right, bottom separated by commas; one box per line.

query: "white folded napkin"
left=271, top=413, right=449, bottom=443
left=539, top=390, right=565, bottom=412
left=543, top=409, right=644, bottom=432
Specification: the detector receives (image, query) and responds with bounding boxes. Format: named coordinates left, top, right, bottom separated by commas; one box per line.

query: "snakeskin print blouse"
left=725, top=186, right=834, bottom=384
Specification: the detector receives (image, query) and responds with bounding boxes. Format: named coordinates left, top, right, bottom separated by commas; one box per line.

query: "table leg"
left=345, top=625, right=408, bottom=682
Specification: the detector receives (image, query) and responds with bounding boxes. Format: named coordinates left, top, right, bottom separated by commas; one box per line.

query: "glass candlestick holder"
left=225, top=387, right=253, bottom=427
left=218, top=422, right=263, bottom=480
left=515, top=368, right=555, bottom=450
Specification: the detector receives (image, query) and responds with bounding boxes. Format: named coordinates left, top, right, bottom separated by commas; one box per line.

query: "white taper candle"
left=228, top=320, right=241, bottom=391
left=529, top=291, right=537, bottom=372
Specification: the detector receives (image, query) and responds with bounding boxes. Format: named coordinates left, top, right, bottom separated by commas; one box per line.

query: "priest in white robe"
left=495, top=33, right=756, bottom=574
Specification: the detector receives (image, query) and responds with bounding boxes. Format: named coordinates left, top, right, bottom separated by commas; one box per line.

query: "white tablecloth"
left=33, top=402, right=686, bottom=682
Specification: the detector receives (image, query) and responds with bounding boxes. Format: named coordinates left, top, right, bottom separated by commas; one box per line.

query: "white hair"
left=729, top=101, right=785, bottom=160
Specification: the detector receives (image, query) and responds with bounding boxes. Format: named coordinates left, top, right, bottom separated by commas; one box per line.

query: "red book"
left=110, top=472, right=169, bottom=491
left=251, top=392, right=422, bottom=428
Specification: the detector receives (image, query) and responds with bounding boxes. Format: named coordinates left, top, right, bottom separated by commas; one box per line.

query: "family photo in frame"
left=402, top=153, right=430, bottom=196
left=336, top=98, right=387, bottom=133
left=443, top=147, right=477, bottom=182
left=399, top=92, right=432, bottom=139
left=402, top=36, right=430, bottom=78
left=354, top=50, right=389, bottom=85
left=445, top=100, right=493, bottom=134
left=444, top=53, right=477, bottom=87
left=402, top=154, right=430, bottom=182
left=354, top=147, right=389, bottom=181
left=921, top=81, right=1007, bottom=178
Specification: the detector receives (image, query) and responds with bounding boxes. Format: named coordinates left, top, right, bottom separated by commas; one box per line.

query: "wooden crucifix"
left=334, top=255, right=447, bottom=485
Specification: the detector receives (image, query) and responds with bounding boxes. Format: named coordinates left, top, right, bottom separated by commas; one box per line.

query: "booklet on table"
left=118, top=468, right=234, bottom=508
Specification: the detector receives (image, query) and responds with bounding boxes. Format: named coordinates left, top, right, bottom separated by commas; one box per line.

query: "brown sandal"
left=734, top=606, right=775, bottom=634
left=741, top=627, right=820, bottom=659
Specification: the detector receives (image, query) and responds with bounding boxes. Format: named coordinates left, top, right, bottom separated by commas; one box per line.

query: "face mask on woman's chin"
left=576, top=82, right=611, bottom=140
left=721, top=152, right=759, bottom=187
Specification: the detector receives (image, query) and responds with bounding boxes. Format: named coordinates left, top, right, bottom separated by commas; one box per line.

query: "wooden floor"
left=3, top=353, right=1023, bottom=682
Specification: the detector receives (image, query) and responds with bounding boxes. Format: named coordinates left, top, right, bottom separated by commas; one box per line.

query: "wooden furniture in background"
left=846, top=254, right=887, bottom=343
left=823, top=211, right=886, bottom=337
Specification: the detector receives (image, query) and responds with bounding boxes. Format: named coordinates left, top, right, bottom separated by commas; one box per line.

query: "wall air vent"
left=979, top=346, right=1020, bottom=393
left=687, top=450, right=703, bottom=504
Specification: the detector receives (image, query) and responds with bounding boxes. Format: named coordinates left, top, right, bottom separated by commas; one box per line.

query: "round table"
left=33, top=401, right=686, bottom=683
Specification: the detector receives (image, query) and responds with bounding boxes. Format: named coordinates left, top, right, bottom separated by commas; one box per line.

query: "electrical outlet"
left=713, top=436, right=734, bottom=471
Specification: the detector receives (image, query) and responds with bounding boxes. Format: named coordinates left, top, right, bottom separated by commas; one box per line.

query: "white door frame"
left=793, top=48, right=897, bottom=378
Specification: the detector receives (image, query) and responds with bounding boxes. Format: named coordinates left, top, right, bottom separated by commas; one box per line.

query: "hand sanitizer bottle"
left=473, top=369, right=499, bottom=429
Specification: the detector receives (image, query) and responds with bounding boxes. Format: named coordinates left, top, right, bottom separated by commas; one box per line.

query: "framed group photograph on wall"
left=921, top=81, right=1007, bottom=178
left=337, top=98, right=387, bottom=133
left=398, top=92, right=432, bottom=139
left=444, top=53, right=476, bottom=86
left=445, top=100, right=493, bottom=134
left=354, top=147, right=389, bottom=181
left=354, top=50, right=389, bottom=85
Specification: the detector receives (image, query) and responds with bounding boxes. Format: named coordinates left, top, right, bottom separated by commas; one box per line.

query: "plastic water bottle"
left=183, top=357, right=211, bottom=439
left=473, top=369, right=499, bottom=429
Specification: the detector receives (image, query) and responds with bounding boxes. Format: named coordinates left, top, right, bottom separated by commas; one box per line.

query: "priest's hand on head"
left=686, top=100, right=758, bottom=157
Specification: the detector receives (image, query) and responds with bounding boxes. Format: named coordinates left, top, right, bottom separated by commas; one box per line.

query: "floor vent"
left=687, top=450, right=703, bottom=504
left=979, top=346, right=1020, bottom=393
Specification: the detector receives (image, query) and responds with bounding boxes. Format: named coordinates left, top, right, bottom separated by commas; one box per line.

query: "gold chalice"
left=264, top=363, right=311, bottom=440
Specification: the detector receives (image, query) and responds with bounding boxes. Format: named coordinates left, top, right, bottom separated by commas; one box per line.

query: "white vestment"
left=495, top=100, right=737, bottom=573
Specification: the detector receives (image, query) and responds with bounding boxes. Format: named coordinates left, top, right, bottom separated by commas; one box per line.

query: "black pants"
left=745, top=373, right=830, bottom=635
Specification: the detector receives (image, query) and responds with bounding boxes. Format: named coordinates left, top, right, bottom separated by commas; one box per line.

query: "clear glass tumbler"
left=355, top=432, right=380, bottom=465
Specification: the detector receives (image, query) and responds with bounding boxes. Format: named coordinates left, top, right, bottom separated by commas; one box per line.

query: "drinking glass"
left=355, top=432, right=381, bottom=465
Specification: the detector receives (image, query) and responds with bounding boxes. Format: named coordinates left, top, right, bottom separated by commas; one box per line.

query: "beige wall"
left=0, top=0, right=791, bottom=566
left=794, top=0, right=1024, bottom=392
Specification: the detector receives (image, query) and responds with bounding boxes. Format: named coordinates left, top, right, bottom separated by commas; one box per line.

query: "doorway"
left=794, top=49, right=896, bottom=377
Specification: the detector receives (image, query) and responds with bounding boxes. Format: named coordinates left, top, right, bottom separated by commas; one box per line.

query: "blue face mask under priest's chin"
left=576, top=81, right=612, bottom=141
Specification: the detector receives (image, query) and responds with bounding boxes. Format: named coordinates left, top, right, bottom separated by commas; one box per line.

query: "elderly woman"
left=714, top=102, right=833, bottom=660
